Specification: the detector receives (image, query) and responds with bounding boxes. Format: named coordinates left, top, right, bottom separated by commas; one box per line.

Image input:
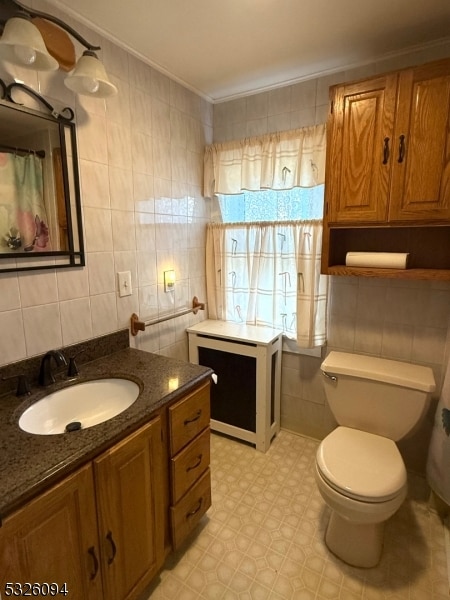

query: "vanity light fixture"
left=0, top=0, right=117, bottom=98
left=164, top=270, right=175, bottom=292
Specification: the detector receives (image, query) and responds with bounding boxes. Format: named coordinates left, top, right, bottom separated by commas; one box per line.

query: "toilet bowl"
left=315, top=426, right=407, bottom=567
left=316, top=351, right=435, bottom=568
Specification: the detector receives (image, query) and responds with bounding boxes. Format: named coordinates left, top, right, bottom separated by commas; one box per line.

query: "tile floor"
left=145, top=430, right=449, bottom=599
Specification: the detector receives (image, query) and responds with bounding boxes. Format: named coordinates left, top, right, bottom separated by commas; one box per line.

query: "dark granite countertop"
left=0, top=347, right=213, bottom=522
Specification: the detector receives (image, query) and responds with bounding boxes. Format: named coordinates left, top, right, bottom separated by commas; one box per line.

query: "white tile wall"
left=0, top=3, right=213, bottom=366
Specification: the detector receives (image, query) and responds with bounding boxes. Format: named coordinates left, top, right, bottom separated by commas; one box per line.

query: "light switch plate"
left=117, top=271, right=132, bottom=297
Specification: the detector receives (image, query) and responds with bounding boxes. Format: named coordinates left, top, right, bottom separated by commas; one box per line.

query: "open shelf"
left=322, top=225, right=450, bottom=281
left=327, top=265, right=450, bottom=280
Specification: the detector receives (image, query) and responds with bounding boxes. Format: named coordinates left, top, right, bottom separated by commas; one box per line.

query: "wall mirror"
left=0, top=91, right=84, bottom=273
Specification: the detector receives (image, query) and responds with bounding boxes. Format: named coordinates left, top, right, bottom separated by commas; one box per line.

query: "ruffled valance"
left=203, top=124, right=326, bottom=198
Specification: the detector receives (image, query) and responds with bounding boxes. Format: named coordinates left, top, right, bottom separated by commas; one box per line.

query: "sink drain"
left=65, top=421, right=82, bottom=433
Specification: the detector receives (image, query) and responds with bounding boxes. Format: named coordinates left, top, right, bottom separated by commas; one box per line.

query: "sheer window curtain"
left=204, top=125, right=328, bottom=349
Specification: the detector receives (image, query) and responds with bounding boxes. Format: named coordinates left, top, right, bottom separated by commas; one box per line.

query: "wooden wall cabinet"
left=323, top=58, right=450, bottom=280
left=0, top=417, right=165, bottom=600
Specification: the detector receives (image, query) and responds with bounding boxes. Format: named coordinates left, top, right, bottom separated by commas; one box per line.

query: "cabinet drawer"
left=169, top=383, right=210, bottom=456
left=171, top=428, right=210, bottom=504
left=170, top=469, right=211, bottom=550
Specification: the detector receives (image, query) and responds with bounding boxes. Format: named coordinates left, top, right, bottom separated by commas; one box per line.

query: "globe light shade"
left=0, top=16, right=59, bottom=71
left=64, top=51, right=117, bottom=98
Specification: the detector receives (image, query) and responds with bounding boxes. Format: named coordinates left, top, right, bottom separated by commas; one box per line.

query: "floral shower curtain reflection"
left=0, top=152, right=52, bottom=252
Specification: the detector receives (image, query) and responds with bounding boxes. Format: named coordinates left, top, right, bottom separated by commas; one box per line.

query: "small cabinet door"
left=326, top=73, right=398, bottom=223
left=94, top=417, right=164, bottom=600
left=0, top=464, right=102, bottom=600
left=389, top=60, right=450, bottom=221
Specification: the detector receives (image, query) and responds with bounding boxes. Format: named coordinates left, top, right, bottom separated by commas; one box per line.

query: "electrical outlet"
left=117, top=271, right=132, bottom=297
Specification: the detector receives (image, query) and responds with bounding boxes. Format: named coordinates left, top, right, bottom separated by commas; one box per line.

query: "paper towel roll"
left=345, top=252, right=409, bottom=269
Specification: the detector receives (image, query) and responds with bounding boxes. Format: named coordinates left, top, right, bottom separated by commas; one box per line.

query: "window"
left=217, top=186, right=324, bottom=223
left=204, top=126, right=328, bottom=348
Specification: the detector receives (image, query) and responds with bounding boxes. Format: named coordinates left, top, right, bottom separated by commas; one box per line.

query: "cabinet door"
left=94, top=417, right=164, bottom=600
left=0, top=464, right=102, bottom=600
left=389, top=59, right=450, bottom=222
left=326, top=74, right=398, bottom=223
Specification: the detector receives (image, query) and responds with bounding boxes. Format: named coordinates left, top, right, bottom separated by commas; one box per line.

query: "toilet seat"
left=316, top=426, right=407, bottom=503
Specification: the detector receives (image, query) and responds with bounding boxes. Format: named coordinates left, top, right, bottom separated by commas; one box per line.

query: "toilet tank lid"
left=321, top=351, right=435, bottom=392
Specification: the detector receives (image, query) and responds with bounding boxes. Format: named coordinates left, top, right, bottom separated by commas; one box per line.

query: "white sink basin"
left=19, top=378, right=140, bottom=435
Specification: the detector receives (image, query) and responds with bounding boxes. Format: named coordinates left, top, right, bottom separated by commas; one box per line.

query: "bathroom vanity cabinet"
left=0, top=378, right=212, bottom=600
left=322, top=57, right=450, bottom=280
left=168, top=382, right=211, bottom=549
left=0, top=416, right=164, bottom=600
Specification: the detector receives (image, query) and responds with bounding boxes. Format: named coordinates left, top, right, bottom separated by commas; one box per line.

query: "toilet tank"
left=321, top=351, right=436, bottom=441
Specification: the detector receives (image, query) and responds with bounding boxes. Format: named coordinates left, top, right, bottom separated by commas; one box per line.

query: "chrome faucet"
left=38, top=350, right=68, bottom=386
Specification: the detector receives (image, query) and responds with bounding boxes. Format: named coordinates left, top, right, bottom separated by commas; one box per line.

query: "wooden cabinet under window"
left=322, top=57, right=450, bottom=280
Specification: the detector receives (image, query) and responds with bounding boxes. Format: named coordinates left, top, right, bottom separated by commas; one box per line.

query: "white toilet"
left=315, top=351, right=435, bottom=568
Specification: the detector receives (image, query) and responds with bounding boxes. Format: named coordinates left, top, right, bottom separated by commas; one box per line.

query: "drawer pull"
left=382, top=136, right=390, bottom=164
left=106, top=530, right=117, bottom=565
left=398, top=134, right=406, bottom=163
left=186, top=454, right=203, bottom=472
left=184, top=409, right=202, bottom=425
left=88, top=546, right=99, bottom=580
left=186, top=498, right=203, bottom=518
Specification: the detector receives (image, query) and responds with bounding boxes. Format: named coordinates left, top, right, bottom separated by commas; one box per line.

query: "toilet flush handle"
left=322, top=371, right=337, bottom=382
